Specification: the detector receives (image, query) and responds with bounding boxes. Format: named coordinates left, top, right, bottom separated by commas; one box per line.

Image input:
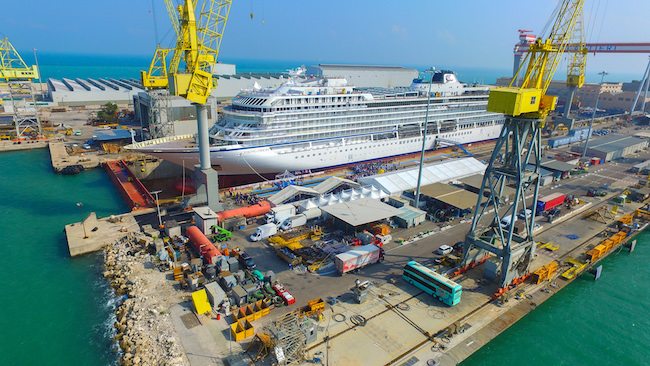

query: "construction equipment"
left=537, top=241, right=559, bottom=252
left=561, top=257, right=588, bottom=280
left=211, top=225, right=232, bottom=242
left=268, top=226, right=323, bottom=250
left=514, top=32, right=650, bottom=121
left=351, top=279, right=371, bottom=304
left=462, top=0, right=586, bottom=289
left=140, top=0, right=233, bottom=210
left=300, top=298, right=325, bottom=318
left=0, top=37, right=42, bottom=138
left=531, top=261, right=559, bottom=284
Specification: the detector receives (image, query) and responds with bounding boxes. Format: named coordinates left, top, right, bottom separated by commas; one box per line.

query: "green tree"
left=96, top=102, right=118, bottom=123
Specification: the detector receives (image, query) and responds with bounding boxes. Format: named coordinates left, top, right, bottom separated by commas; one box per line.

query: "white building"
left=47, top=78, right=144, bottom=107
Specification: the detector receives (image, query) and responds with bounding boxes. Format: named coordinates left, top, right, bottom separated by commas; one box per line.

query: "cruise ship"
left=127, top=70, right=505, bottom=186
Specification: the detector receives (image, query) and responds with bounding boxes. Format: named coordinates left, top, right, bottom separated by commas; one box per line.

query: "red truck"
left=272, top=283, right=296, bottom=305
left=536, top=192, right=566, bottom=213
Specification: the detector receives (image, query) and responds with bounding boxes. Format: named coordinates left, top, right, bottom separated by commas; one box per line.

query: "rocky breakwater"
left=104, top=233, right=189, bottom=366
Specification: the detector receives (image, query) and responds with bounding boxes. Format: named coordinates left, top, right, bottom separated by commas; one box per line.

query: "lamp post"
left=414, top=67, right=435, bottom=209
left=582, top=71, right=608, bottom=158
left=150, top=190, right=163, bottom=229
left=32, top=48, right=44, bottom=99
left=76, top=202, right=88, bottom=239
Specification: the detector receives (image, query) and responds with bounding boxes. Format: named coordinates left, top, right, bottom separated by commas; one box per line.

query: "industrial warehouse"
left=2, top=0, right=650, bottom=366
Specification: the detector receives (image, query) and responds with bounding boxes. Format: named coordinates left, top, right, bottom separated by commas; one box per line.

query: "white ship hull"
left=135, top=124, right=502, bottom=176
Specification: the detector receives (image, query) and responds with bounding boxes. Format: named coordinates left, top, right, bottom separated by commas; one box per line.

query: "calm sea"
left=0, top=150, right=127, bottom=365
left=18, top=52, right=641, bottom=85
left=0, top=55, right=647, bottom=365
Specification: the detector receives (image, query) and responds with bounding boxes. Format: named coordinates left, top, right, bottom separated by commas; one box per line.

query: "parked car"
left=518, top=209, right=533, bottom=220
left=435, top=245, right=453, bottom=256
left=587, top=189, right=607, bottom=197
left=238, top=251, right=256, bottom=270
left=500, top=215, right=518, bottom=229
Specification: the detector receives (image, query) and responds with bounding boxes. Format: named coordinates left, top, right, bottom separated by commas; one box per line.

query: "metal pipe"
left=582, top=71, right=608, bottom=158
left=196, top=104, right=211, bottom=170
left=151, top=190, right=163, bottom=228
left=414, top=67, right=435, bottom=209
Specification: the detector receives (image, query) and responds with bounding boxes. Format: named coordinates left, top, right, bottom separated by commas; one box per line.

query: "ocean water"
left=461, top=230, right=650, bottom=366
left=0, top=149, right=127, bottom=365
left=20, top=52, right=641, bottom=85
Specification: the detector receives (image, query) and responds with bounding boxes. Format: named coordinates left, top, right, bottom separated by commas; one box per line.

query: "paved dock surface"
left=0, top=139, right=48, bottom=152
left=66, top=212, right=140, bottom=256
left=49, top=141, right=101, bottom=172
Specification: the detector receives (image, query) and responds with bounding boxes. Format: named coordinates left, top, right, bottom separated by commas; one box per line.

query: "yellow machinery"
left=141, top=0, right=232, bottom=104
left=487, top=0, right=585, bottom=120
left=463, top=0, right=587, bottom=288
left=268, top=226, right=323, bottom=250
left=537, top=241, right=560, bottom=252
left=561, top=257, right=588, bottom=280
left=0, top=37, right=42, bottom=138
left=531, top=261, right=559, bottom=284
left=0, top=37, right=39, bottom=80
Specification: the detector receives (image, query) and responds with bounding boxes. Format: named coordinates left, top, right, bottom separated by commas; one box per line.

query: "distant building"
left=47, top=78, right=144, bottom=107
left=306, top=64, right=419, bottom=88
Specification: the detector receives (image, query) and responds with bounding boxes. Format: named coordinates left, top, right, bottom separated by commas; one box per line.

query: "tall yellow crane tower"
left=0, top=37, right=42, bottom=138
left=462, top=0, right=586, bottom=290
left=139, top=0, right=232, bottom=209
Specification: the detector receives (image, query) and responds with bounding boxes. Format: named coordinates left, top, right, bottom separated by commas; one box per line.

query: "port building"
left=47, top=78, right=145, bottom=107
left=572, top=135, right=649, bottom=162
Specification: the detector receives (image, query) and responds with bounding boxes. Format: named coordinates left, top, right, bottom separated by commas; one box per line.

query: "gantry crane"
left=140, top=0, right=233, bottom=210
left=462, top=0, right=586, bottom=289
left=514, top=31, right=650, bottom=122
left=0, top=37, right=42, bottom=138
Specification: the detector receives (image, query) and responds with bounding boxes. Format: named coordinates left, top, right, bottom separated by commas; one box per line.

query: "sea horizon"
left=17, top=51, right=645, bottom=86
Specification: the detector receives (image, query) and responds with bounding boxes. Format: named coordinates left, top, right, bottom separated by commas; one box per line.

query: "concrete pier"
left=49, top=141, right=101, bottom=172
left=0, top=139, right=48, bottom=152
left=65, top=212, right=140, bottom=256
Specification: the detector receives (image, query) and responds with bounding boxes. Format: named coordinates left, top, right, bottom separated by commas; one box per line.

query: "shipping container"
left=335, top=244, right=381, bottom=274
left=536, top=192, right=566, bottom=213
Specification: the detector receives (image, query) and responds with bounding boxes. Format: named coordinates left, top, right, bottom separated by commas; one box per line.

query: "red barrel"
left=186, top=226, right=222, bottom=264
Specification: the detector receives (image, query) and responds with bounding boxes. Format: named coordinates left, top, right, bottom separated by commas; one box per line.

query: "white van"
left=500, top=215, right=517, bottom=229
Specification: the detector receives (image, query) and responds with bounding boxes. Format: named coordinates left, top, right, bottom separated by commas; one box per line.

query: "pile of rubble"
left=103, top=233, right=188, bottom=366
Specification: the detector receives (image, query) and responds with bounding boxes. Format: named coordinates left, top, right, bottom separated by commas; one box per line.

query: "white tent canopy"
left=359, top=157, right=486, bottom=195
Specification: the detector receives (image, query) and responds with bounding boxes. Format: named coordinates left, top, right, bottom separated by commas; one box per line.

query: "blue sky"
left=2, top=0, right=649, bottom=76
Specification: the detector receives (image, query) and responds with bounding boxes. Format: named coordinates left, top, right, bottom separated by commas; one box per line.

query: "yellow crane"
left=0, top=37, right=42, bottom=137
left=463, top=0, right=586, bottom=289
left=141, top=0, right=232, bottom=104
left=0, top=37, right=39, bottom=81
left=140, top=0, right=232, bottom=209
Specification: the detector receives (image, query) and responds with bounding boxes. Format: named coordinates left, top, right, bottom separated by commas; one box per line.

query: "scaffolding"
left=5, top=80, right=41, bottom=138
left=147, top=90, right=173, bottom=139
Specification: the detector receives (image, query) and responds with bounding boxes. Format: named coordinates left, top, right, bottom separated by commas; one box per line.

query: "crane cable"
left=151, top=0, right=160, bottom=45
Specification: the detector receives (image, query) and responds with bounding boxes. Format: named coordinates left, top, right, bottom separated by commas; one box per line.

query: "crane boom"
left=165, top=0, right=181, bottom=37
left=490, top=0, right=586, bottom=120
